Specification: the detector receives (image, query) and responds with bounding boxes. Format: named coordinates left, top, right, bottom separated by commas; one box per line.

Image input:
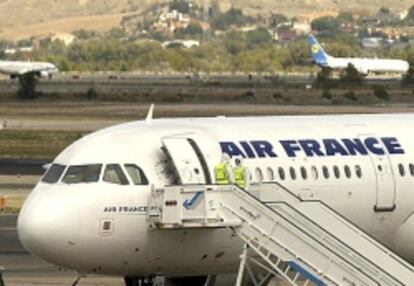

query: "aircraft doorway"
left=161, top=137, right=211, bottom=185
left=371, top=155, right=396, bottom=212
left=360, top=135, right=396, bottom=212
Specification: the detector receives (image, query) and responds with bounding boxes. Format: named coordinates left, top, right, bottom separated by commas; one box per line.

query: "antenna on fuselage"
left=146, top=104, right=155, bottom=125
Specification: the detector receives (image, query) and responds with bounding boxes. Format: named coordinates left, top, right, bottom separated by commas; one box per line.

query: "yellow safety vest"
left=233, top=166, right=246, bottom=188
left=214, top=163, right=229, bottom=184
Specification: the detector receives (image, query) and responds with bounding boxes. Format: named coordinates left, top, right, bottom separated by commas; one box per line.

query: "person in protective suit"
left=214, top=153, right=234, bottom=185
left=233, top=157, right=250, bottom=190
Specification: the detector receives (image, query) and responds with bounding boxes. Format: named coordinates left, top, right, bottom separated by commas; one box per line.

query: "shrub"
left=372, top=85, right=390, bottom=101
left=322, top=90, right=332, bottom=100
left=343, top=91, right=358, bottom=101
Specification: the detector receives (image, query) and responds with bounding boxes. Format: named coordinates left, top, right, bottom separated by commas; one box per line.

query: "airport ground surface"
left=0, top=73, right=413, bottom=105
left=3, top=96, right=414, bottom=284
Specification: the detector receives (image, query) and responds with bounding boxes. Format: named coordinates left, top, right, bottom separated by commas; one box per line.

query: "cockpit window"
left=41, top=164, right=66, bottom=184
left=125, top=164, right=149, bottom=185
left=103, top=164, right=129, bottom=185
left=62, top=164, right=102, bottom=184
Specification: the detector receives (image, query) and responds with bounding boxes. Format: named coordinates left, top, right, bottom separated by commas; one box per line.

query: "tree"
left=405, top=5, right=414, bottom=24
left=224, top=31, right=247, bottom=55
left=211, top=8, right=247, bottom=30
left=246, top=28, right=272, bottom=48
left=169, top=0, right=190, bottom=13
left=109, top=27, right=127, bottom=39
left=402, top=66, right=414, bottom=84
left=316, top=68, right=332, bottom=82
left=311, top=16, right=340, bottom=33
left=175, top=23, right=203, bottom=38
left=270, top=13, right=288, bottom=28
left=340, top=63, right=363, bottom=85
left=379, top=7, right=390, bottom=14
left=18, top=75, right=39, bottom=100
left=336, top=12, right=353, bottom=22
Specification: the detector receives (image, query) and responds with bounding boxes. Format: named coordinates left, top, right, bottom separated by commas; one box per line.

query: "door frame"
left=359, top=134, right=396, bottom=212
left=161, top=136, right=211, bottom=185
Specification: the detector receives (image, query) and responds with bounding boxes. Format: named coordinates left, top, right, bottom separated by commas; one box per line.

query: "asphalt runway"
left=0, top=159, right=47, bottom=176
left=0, top=73, right=409, bottom=96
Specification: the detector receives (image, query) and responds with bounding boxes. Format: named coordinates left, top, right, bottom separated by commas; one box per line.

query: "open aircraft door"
left=161, top=137, right=212, bottom=185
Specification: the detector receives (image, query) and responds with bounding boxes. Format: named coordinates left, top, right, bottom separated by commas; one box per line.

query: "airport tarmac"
left=0, top=73, right=409, bottom=99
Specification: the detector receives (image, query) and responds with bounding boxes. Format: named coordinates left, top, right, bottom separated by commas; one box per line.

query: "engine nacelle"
left=37, top=71, right=50, bottom=78
left=393, top=213, right=414, bottom=263
left=356, top=67, right=369, bottom=76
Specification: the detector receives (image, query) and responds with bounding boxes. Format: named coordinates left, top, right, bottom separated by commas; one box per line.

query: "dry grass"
left=0, top=129, right=85, bottom=158
left=1, top=102, right=414, bottom=158
left=0, top=0, right=411, bottom=40
left=0, top=13, right=133, bottom=41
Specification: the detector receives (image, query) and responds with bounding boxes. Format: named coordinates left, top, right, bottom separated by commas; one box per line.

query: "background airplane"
left=0, top=60, right=59, bottom=79
left=308, top=34, right=410, bottom=75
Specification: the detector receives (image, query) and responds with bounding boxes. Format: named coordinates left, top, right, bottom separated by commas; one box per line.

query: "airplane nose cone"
left=17, top=191, right=80, bottom=264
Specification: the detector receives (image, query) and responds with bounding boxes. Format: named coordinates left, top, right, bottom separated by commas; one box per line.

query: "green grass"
left=0, top=130, right=85, bottom=159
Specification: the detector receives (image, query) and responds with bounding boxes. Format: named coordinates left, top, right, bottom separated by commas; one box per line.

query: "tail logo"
left=311, top=44, right=321, bottom=54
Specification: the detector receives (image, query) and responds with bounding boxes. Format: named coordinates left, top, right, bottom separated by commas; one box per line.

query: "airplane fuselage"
left=17, top=114, right=414, bottom=277
left=0, top=60, right=58, bottom=78
left=324, top=56, right=410, bottom=75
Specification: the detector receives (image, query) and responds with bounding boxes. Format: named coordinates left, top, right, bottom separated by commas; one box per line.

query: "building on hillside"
left=152, top=9, right=193, bottom=36
left=360, top=37, right=384, bottom=49
left=162, top=39, right=200, bottom=48
left=274, top=28, right=298, bottom=42
left=4, top=48, right=16, bottom=55
left=19, top=47, right=34, bottom=53
left=51, top=33, right=76, bottom=46
left=292, top=22, right=311, bottom=35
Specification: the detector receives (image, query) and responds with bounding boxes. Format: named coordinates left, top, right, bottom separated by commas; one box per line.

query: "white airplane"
left=16, top=112, right=414, bottom=285
left=0, top=60, right=59, bottom=79
left=309, top=35, right=410, bottom=75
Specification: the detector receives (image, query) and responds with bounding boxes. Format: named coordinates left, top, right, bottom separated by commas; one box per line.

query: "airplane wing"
left=17, top=68, right=33, bottom=75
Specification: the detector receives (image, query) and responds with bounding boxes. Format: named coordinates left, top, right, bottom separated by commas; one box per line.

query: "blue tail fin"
left=308, top=35, right=328, bottom=66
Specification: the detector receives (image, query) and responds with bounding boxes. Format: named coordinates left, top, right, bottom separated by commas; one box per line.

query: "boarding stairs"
left=147, top=183, right=414, bottom=286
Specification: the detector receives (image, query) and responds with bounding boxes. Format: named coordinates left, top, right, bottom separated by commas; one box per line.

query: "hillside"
left=0, top=0, right=411, bottom=41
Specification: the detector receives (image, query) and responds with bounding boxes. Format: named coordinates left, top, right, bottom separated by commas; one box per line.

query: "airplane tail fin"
left=308, top=34, right=329, bottom=66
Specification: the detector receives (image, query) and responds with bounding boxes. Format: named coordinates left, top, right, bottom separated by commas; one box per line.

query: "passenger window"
left=103, top=164, right=129, bottom=185
left=289, top=167, right=297, bottom=180
left=255, top=168, right=263, bottom=182
left=62, top=164, right=102, bottom=184
left=355, top=165, right=362, bottom=178
left=311, top=166, right=318, bottom=180
left=278, top=167, right=285, bottom=181
left=266, top=167, right=274, bottom=181
left=344, top=165, right=351, bottom=178
left=410, top=164, right=414, bottom=177
left=398, top=164, right=405, bottom=177
left=300, top=167, right=307, bottom=180
left=333, top=166, right=340, bottom=179
left=125, top=164, right=149, bottom=185
left=42, top=164, right=66, bottom=184
left=322, top=166, right=329, bottom=179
